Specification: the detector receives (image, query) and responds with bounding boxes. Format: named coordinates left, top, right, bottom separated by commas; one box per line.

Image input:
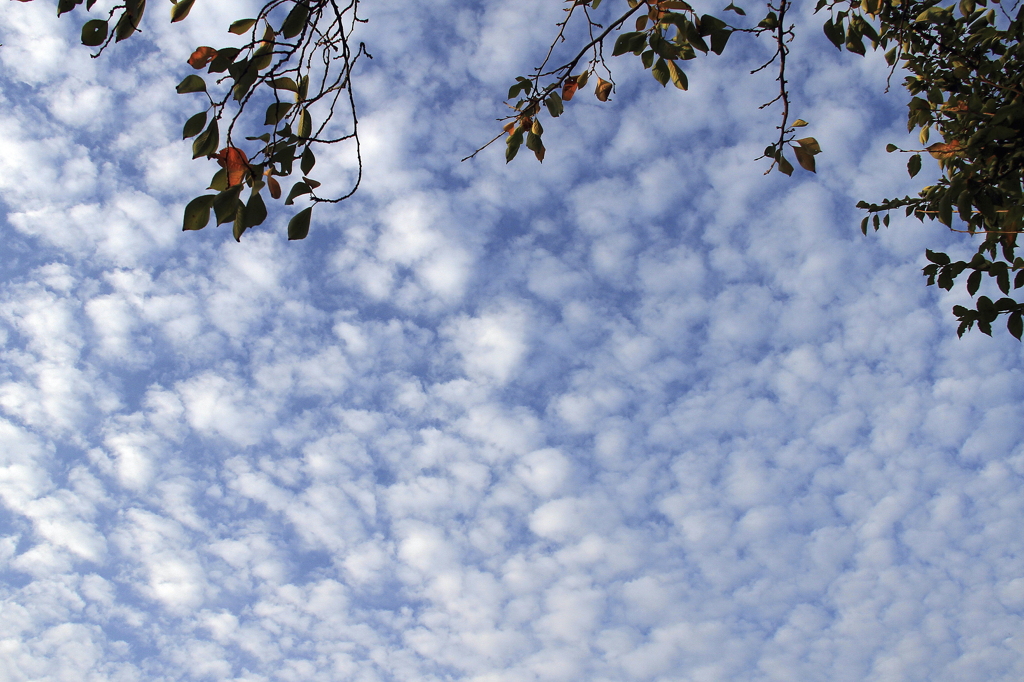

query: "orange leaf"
left=214, top=147, right=250, bottom=186
left=927, top=140, right=962, bottom=159
left=503, top=121, right=516, bottom=135
left=266, top=174, right=282, bottom=200
left=595, top=77, right=612, bottom=102
left=188, top=46, right=218, bottom=70
left=561, top=77, right=578, bottom=102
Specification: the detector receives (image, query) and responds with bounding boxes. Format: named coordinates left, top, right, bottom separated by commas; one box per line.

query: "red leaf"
left=561, top=77, right=578, bottom=102
left=266, top=174, right=282, bottom=200
left=188, top=46, right=218, bottom=70
left=213, top=147, right=249, bottom=186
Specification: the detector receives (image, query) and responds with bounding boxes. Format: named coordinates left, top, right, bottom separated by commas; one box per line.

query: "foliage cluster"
left=12, top=0, right=1024, bottom=338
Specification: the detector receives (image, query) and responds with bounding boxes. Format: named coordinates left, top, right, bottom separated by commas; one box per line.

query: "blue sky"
left=1, top=1, right=1023, bottom=680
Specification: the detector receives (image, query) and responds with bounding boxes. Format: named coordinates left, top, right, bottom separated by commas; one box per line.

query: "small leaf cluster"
left=55, top=0, right=367, bottom=242
left=497, top=0, right=738, bottom=165
left=837, top=0, right=1024, bottom=338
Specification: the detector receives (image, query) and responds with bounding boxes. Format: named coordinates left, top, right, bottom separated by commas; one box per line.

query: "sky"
left=1, top=1, right=1023, bottom=681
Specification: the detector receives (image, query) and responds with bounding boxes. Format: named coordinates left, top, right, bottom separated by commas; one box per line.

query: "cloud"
left=2, top=1, right=1024, bottom=681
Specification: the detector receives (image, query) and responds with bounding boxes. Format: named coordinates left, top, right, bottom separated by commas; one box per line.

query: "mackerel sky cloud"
left=1, top=1, right=1023, bottom=681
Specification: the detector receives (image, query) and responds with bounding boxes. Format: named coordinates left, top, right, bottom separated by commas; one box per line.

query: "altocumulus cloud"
left=1, top=1, right=1023, bottom=681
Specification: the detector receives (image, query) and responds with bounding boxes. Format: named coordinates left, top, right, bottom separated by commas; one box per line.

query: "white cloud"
left=1, top=1, right=1024, bottom=680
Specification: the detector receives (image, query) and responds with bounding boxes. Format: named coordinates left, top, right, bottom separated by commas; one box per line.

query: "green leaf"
left=666, top=60, right=688, bottom=90
left=271, top=77, right=298, bottom=92
left=81, top=19, right=108, bottom=47
left=241, top=190, right=268, bottom=231
left=213, top=185, right=244, bottom=225
left=925, top=249, right=951, bottom=265
left=208, top=48, right=240, bottom=73
left=506, top=129, right=523, bottom=163
left=192, top=119, right=219, bottom=158
left=281, top=2, right=310, bottom=39
left=229, top=18, right=258, bottom=35
left=545, top=94, right=564, bottom=118
left=907, top=154, right=922, bottom=178
left=114, top=1, right=145, bottom=42
left=265, top=102, right=293, bottom=126
left=170, top=0, right=196, bottom=23
left=1009, top=312, right=1023, bottom=340
left=182, top=194, right=215, bottom=231
left=208, top=168, right=229, bottom=191
left=823, top=18, right=844, bottom=49
left=612, top=32, right=643, bottom=57
left=57, top=0, right=82, bottom=18
left=885, top=143, right=898, bottom=152
left=182, top=111, right=207, bottom=139
left=776, top=152, right=794, bottom=176
left=288, top=207, right=312, bottom=240
left=967, top=270, right=982, bottom=296
left=651, top=58, right=670, bottom=86
left=724, top=3, right=745, bottom=15
left=176, top=74, right=207, bottom=94
left=298, top=109, right=312, bottom=138
left=710, top=29, right=731, bottom=55
left=794, top=145, right=816, bottom=172
left=301, top=147, right=315, bottom=175
left=285, top=181, right=311, bottom=205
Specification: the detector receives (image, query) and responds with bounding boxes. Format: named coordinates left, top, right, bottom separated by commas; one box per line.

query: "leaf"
left=213, top=185, right=244, bottom=225
left=666, top=60, right=688, bottom=90
left=710, top=29, right=730, bottom=55
left=776, top=152, right=794, bottom=176
left=241, top=190, right=268, bottom=232
left=562, top=77, right=579, bottom=102
left=301, top=147, right=315, bottom=175
left=595, top=77, right=612, bottom=102
left=182, top=111, right=207, bottom=139
left=506, top=129, right=523, bottom=163
left=213, top=147, right=250, bottom=186
left=285, top=181, right=311, bottom=205
left=1009, top=312, right=1023, bottom=340
left=651, top=58, right=670, bottom=86
left=188, top=46, right=217, bottom=69
left=792, top=119, right=809, bottom=128
left=176, top=74, right=207, bottom=94
left=907, top=153, right=922, bottom=178
left=271, top=77, right=298, bottom=92
left=81, top=19, right=108, bottom=47
left=229, top=18, right=258, bottom=35
left=267, top=174, right=282, bottom=200
left=288, top=207, right=312, bottom=240
left=281, top=2, right=310, bottom=39
left=545, top=94, right=564, bottom=118
left=794, top=145, right=816, bottom=172
left=114, top=2, right=144, bottom=43
left=192, top=119, right=219, bottom=158
left=796, top=137, right=821, bottom=154
left=925, top=249, right=951, bottom=265
left=612, top=32, right=643, bottom=57
left=265, top=102, right=294, bottom=126
left=208, top=47, right=240, bottom=73
left=724, top=3, right=745, bottom=15
left=208, top=168, right=228, bottom=191
left=298, top=109, right=312, bottom=138
left=57, top=0, right=81, bottom=17
left=885, top=143, right=898, bottom=152
left=170, top=0, right=195, bottom=23
left=927, top=140, right=962, bottom=159
left=182, top=194, right=215, bottom=231
left=576, top=71, right=589, bottom=89
left=967, top=270, right=982, bottom=296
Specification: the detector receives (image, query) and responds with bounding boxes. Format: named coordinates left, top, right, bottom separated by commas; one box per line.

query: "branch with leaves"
left=52, top=0, right=369, bottom=241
